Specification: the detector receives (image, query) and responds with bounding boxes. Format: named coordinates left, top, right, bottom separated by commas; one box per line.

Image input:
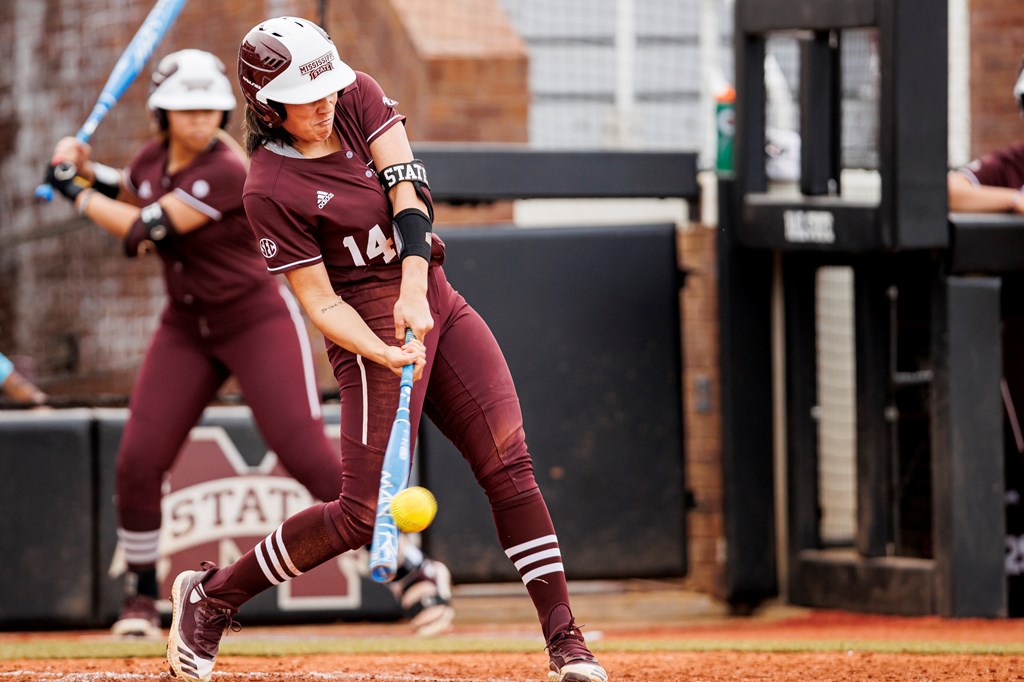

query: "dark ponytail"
left=242, top=104, right=293, bottom=156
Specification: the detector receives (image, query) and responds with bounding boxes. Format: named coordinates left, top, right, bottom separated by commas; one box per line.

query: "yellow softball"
left=391, top=486, right=438, bottom=532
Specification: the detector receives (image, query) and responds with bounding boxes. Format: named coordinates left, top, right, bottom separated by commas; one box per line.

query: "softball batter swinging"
left=163, top=16, right=607, bottom=682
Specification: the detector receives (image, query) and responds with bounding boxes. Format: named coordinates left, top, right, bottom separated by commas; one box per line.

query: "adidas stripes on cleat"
left=166, top=563, right=239, bottom=682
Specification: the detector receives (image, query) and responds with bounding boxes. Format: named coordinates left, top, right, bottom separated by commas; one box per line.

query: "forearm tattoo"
left=320, top=300, right=343, bottom=315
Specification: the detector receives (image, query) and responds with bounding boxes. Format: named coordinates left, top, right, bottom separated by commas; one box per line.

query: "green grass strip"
left=4, top=637, right=1024, bottom=660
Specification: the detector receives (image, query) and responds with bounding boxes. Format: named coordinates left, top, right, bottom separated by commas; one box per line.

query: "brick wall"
left=0, top=0, right=527, bottom=397
left=677, top=224, right=726, bottom=599
left=329, top=1, right=526, bottom=225
left=969, top=0, right=1024, bottom=158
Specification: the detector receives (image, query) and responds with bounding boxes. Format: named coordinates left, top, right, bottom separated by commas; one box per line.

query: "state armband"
left=393, top=207, right=432, bottom=262
left=91, top=162, right=122, bottom=199
left=123, top=202, right=176, bottom=257
left=378, top=159, right=434, bottom=222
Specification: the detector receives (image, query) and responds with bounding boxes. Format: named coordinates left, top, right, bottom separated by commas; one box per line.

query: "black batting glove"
left=45, top=161, right=91, bottom=203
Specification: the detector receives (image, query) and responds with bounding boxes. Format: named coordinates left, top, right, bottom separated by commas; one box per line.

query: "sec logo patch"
left=192, top=179, right=211, bottom=198
left=259, top=238, right=278, bottom=258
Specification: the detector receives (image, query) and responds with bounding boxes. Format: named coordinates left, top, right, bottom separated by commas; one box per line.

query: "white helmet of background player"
left=237, top=16, right=356, bottom=128
left=1015, top=63, right=1024, bottom=116
left=148, top=49, right=237, bottom=113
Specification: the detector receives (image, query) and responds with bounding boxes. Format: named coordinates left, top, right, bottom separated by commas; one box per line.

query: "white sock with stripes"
left=118, top=527, right=160, bottom=567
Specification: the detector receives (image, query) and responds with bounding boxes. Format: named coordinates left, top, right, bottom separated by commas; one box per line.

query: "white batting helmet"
left=238, top=16, right=356, bottom=127
left=148, top=49, right=237, bottom=112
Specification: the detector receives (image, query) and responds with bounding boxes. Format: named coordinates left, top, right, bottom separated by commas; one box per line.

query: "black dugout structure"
left=721, top=0, right=1009, bottom=617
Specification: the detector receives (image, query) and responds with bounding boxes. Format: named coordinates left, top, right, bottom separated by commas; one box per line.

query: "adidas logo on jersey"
left=317, top=190, right=334, bottom=209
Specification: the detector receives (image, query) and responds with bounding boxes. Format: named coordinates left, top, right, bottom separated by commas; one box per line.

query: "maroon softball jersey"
left=244, top=72, right=444, bottom=288
left=957, top=142, right=1024, bottom=190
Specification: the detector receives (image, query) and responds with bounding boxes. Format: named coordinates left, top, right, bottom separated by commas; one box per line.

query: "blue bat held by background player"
left=36, top=0, right=187, bottom=202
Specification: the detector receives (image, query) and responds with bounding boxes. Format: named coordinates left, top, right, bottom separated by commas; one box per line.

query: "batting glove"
left=45, top=161, right=91, bottom=203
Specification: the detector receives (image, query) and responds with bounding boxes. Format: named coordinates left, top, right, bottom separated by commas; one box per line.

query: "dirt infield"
left=4, top=588, right=1024, bottom=681
left=4, top=650, right=1024, bottom=682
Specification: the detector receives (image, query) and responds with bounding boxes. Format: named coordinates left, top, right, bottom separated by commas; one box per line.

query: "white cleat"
left=166, top=563, right=239, bottom=682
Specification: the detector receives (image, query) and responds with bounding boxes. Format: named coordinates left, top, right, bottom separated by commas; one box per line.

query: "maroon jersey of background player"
left=956, top=141, right=1024, bottom=191
left=126, top=137, right=285, bottom=313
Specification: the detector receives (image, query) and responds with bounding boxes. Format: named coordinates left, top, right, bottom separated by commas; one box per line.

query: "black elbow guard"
left=124, top=202, right=176, bottom=257
left=393, top=208, right=433, bottom=262
left=91, top=162, right=122, bottom=199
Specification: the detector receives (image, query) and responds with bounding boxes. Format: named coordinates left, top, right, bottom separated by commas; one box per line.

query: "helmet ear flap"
left=269, top=101, right=287, bottom=125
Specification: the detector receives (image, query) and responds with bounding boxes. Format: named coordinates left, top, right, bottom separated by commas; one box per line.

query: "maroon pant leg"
left=116, top=320, right=225, bottom=532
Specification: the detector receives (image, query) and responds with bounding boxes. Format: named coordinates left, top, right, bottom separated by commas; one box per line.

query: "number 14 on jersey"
left=343, top=224, right=397, bottom=266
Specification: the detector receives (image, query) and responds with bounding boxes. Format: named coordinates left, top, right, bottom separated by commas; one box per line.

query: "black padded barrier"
left=949, top=214, right=1024, bottom=274
left=0, top=409, right=95, bottom=628
left=414, top=144, right=699, bottom=203
left=420, top=223, right=686, bottom=583
left=931, top=277, right=1005, bottom=617
left=943, top=215, right=1024, bottom=616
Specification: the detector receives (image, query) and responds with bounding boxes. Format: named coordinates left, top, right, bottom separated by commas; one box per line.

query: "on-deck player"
left=43, top=48, right=453, bottom=639
left=163, top=17, right=608, bottom=682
